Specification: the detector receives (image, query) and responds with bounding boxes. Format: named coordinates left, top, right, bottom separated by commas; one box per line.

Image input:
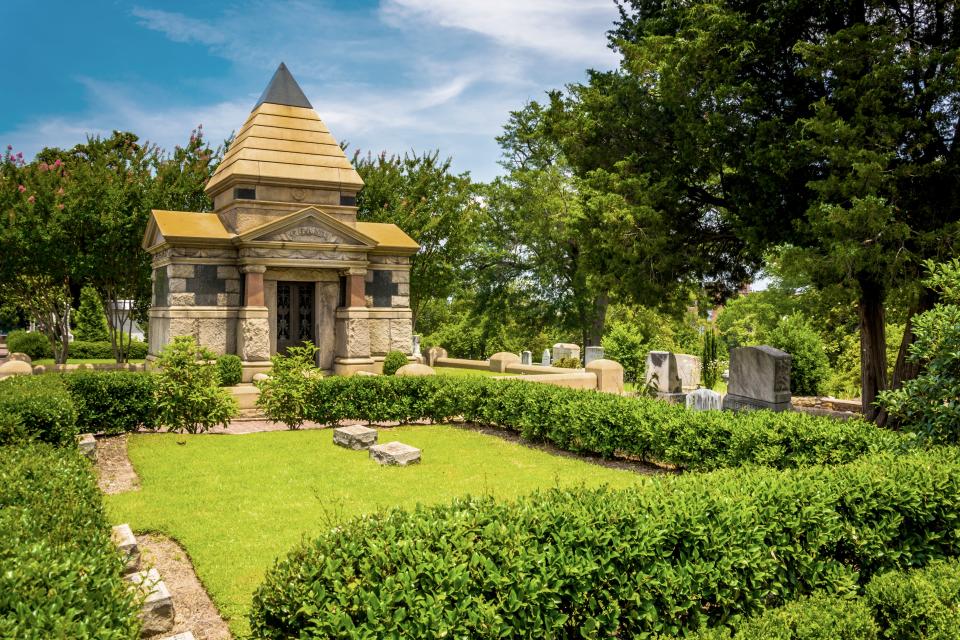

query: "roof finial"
left=253, top=62, right=312, bottom=111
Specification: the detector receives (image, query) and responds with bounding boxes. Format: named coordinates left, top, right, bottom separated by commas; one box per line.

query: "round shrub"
left=69, top=339, right=148, bottom=360
left=763, top=314, right=831, bottom=397
left=0, top=375, right=77, bottom=446
left=382, top=350, right=408, bottom=376
left=6, top=330, right=52, bottom=360
left=63, top=371, right=157, bottom=435
left=216, top=354, right=243, bottom=387
left=553, top=356, right=581, bottom=369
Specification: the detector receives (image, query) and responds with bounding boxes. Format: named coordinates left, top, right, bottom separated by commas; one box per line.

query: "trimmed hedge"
left=295, top=376, right=912, bottom=471
left=696, top=558, right=960, bottom=639
left=0, top=375, right=77, bottom=446
left=0, top=443, right=140, bottom=638
left=63, top=371, right=157, bottom=435
left=250, top=448, right=960, bottom=638
left=69, top=340, right=148, bottom=360
left=6, top=330, right=52, bottom=359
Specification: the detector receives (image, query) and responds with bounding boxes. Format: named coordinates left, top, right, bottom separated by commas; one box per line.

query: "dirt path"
left=138, top=533, right=232, bottom=640
left=96, top=434, right=140, bottom=494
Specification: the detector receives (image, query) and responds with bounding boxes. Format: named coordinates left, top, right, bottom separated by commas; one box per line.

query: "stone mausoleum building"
left=142, top=63, right=418, bottom=379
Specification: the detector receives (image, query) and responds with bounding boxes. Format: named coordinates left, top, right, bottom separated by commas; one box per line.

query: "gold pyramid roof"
left=205, top=67, right=363, bottom=197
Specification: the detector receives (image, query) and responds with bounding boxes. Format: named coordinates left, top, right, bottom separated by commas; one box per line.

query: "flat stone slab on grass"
left=127, top=567, right=175, bottom=636
left=78, top=433, right=97, bottom=461
left=369, top=441, right=421, bottom=466
left=333, top=425, right=378, bottom=450
left=111, top=523, right=140, bottom=574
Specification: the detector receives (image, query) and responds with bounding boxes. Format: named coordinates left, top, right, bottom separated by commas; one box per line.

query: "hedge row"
left=0, top=375, right=78, bottom=446
left=292, top=375, right=912, bottom=471
left=63, top=371, right=157, bottom=434
left=695, top=557, right=960, bottom=639
left=250, top=447, right=960, bottom=638
left=0, top=443, right=140, bottom=638
left=5, top=330, right=148, bottom=360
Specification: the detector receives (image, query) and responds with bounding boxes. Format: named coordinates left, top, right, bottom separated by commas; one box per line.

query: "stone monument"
left=674, top=354, right=702, bottom=391
left=552, top=343, right=581, bottom=363
left=645, top=351, right=685, bottom=403
left=722, top=345, right=792, bottom=412
left=412, top=334, right=421, bottom=358
left=584, top=346, right=604, bottom=366
left=521, top=350, right=532, bottom=365
left=541, top=349, right=551, bottom=366
left=142, top=63, right=419, bottom=379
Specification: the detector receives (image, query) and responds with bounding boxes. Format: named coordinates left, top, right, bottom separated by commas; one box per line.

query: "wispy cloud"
left=4, top=1, right=621, bottom=180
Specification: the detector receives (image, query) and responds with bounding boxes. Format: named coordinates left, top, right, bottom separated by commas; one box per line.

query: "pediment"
left=237, top=207, right=375, bottom=247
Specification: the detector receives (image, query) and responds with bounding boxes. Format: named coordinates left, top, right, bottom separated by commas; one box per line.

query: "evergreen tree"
left=73, top=285, right=109, bottom=342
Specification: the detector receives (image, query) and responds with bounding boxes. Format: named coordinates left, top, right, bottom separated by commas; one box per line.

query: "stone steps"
left=332, top=425, right=422, bottom=466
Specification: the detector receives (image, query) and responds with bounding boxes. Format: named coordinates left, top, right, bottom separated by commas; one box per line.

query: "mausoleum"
left=142, top=63, right=418, bottom=379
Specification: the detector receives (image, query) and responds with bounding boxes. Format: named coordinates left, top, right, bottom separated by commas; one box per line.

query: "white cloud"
left=380, top=0, right=619, bottom=64
left=4, top=1, right=622, bottom=180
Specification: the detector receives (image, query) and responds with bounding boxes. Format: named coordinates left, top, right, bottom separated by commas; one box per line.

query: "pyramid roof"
left=205, top=63, right=363, bottom=197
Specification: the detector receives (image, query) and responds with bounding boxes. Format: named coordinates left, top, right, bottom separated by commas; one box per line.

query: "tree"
left=353, top=150, right=478, bottom=331
left=73, top=285, right=109, bottom=342
left=550, top=0, right=960, bottom=420
left=0, top=147, right=76, bottom=362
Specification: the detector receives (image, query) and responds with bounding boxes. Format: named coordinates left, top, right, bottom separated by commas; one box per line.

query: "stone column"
left=237, top=265, right=271, bottom=380
left=334, top=267, right=374, bottom=375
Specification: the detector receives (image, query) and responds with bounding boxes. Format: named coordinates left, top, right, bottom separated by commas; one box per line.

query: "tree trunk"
left=878, top=287, right=938, bottom=428
left=588, top=292, right=609, bottom=347
left=858, top=277, right=888, bottom=422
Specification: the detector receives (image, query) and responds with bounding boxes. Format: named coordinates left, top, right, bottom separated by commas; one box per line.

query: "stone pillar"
left=237, top=265, right=271, bottom=381
left=334, top=267, right=374, bottom=375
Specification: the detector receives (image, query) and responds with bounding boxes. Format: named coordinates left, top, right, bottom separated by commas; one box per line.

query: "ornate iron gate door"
left=276, top=281, right=315, bottom=354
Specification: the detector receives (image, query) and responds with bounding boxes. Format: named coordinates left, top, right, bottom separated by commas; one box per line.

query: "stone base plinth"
left=722, top=393, right=791, bottom=413
left=334, top=425, right=377, bottom=450
left=238, top=307, right=270, bottom=361
left=370, top=441, right=421, bottom=466
left=334, top=357, right=376, bottom=376
left=241, top=361, right=273, bottom=383
left=78, top=433, right=97, bottom=460
left=656, top=391, right=688, bottom=405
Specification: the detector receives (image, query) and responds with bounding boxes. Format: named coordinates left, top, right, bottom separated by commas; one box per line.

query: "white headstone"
left=541, top=349, right=551, bottom=366
left=584, top=346, right=604, bottom=366
left=521, top=350, right=532, bottom=365
left=412, top=334, right=422, bottom=358
left=674, top=354, right=702, bottom=391
left=686, top=388, right=722, bottom=411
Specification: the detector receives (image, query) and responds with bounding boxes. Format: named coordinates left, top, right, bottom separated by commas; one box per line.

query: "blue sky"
left=2, top=0, right=620, bottom=181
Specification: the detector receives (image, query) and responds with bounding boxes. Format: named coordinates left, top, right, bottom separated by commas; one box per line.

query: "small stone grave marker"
left=521, top=350, right=532, bottom=365
left=686, top=388, right=722, bottom=411
left=334, top=425, right=378, bottom=450
left=127, top=567, right=175, bottom=636
left=370, top=441, right=421, bottom=466
left=584, top=346, right=604, bottom=366
left=541, top=349, right=551, bottom=366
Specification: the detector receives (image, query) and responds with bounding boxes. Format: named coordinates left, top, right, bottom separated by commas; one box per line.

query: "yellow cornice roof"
left=356, top=222, right=419, bottom=251
left=205, top=103, right=363, bottom=196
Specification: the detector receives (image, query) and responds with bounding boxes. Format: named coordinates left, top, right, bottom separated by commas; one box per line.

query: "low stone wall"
left=503, top=362, right=577, bottom=376
left=434, top=357, right=491, bottom=371
left=499, top=371, right=598, bottom=390
left=33, top=362, right=148, bottom=375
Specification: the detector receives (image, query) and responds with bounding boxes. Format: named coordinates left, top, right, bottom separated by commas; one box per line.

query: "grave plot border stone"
left=369, top=441, right=421, bottom=466
left=333, top=424, right=378, bottom=450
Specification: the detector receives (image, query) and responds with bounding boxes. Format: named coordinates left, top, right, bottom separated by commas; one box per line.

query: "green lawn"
left=106, top=426, right=642, bottom=636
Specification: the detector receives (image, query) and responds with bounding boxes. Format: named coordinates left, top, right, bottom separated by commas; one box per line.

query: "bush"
left=298, top=376, right=911, bottom=471
left=6, top=330, right=51, bottom=360
left=698, top=557, right=960, bottom=639
left=250, top=448, right=960, bottom=639
left=879, top=259, right=960, bottom=444
left=764, top=314, right=831, bottom=396
left=553, top=356, right=581, bottom=368
left=154, top=336, right=237, bottom=433
left=73, top=286, right=109, bottom=342
left=256, top=343, right=320, bottom=429
left=69, top=340, right=148, bottom=360
left=382, top=350, right=408, bottom=375
left=0, top=375, right=77, bottom=446
left=216, top=354, right=243, bottom=387
left=63, top=372, right=157, bottom=435
left=0, top=443, right=140, bottom=638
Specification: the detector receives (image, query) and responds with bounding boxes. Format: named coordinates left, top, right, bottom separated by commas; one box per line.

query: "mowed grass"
left=433, top=365, right=507, bottom=377
left=106, top=426, right=642, bottom=636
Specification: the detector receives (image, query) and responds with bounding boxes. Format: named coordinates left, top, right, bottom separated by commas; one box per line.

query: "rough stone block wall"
left=365, top=270, right=410, bottom=309
left=164, top=264, right=242, bottom=307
